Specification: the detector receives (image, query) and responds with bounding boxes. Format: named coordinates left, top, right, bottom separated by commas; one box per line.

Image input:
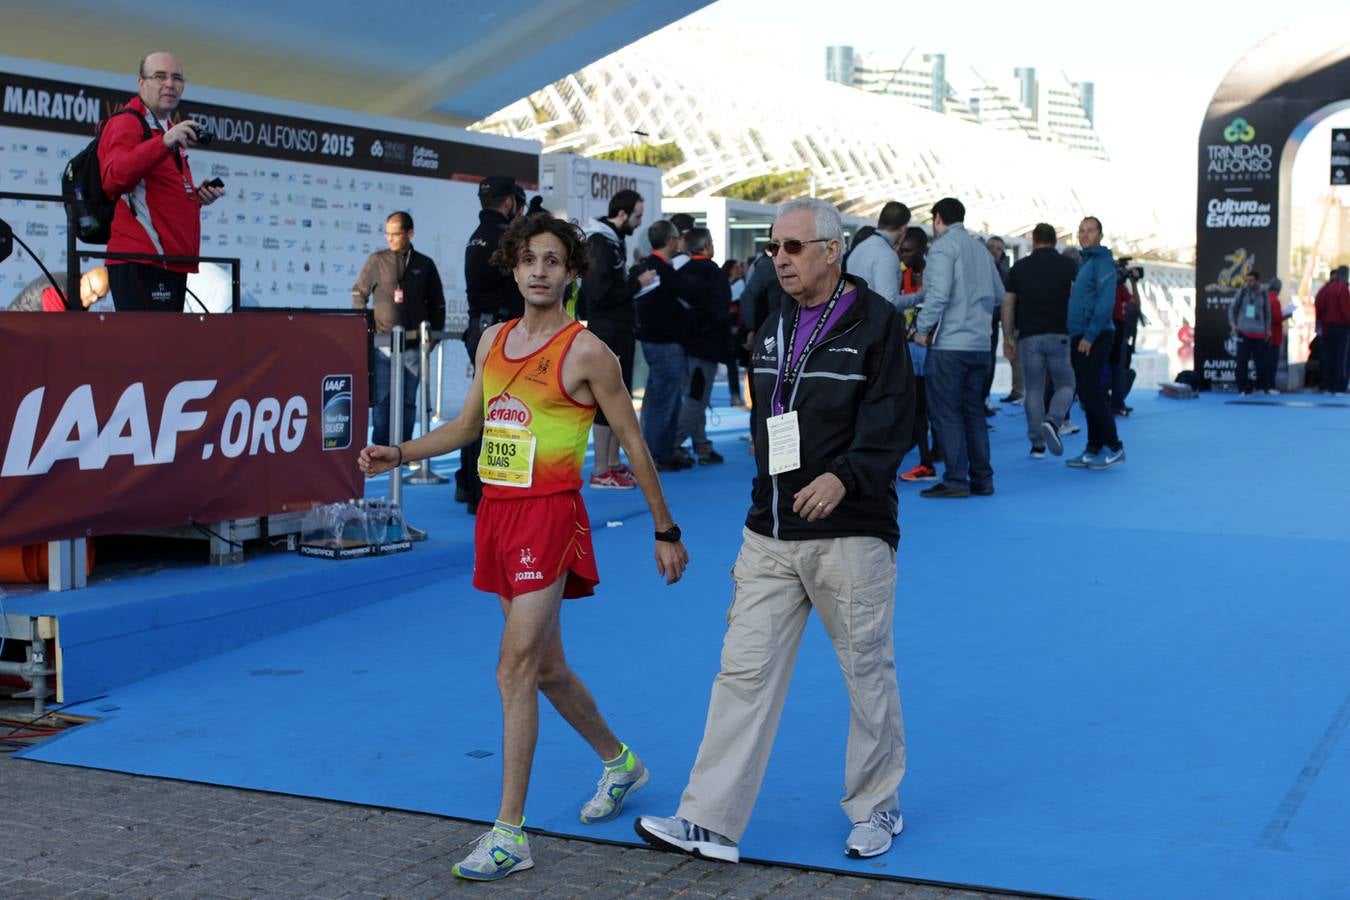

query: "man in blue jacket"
left=1065, top=217, right=1125, bottom=469
left=913, top=197, right=1003, bottom=498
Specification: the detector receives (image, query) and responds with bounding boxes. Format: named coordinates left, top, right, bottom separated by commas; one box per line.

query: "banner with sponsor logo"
left=1334, top=129, right=1349, bottom=186
left=1194, top=40, right=1350, bottom=388
left=0, top=311, right=366, bottom=546
left=0, top=57, right=537, bottom=332
left=1194, top=112, right=1280, bottom=388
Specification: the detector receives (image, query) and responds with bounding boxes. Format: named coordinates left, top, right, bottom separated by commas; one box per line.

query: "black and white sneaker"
left=1040, top=420, right=1063, bottom=456
left=635, top=815, right=739, bottom=863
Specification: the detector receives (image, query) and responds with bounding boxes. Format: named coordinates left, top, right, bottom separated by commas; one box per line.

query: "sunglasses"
left=764, top=238, right=829, bottom=256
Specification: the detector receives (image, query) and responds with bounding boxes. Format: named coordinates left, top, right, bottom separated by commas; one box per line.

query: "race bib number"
left=478, top=424, right=536, bottom=488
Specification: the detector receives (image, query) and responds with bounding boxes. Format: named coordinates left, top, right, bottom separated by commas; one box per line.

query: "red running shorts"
left=473, top=490, right=599, bottom=600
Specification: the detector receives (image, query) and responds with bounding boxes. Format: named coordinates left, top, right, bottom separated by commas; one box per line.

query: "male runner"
left=359, top=215, right=688, bottom=881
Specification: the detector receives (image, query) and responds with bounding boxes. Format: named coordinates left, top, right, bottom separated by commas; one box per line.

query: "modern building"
left=826, top=46, right=1106, bottom=160
left=473, top=26, right=1186, bottom=259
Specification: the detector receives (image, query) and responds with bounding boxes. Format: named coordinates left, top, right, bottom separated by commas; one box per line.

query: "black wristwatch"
left=654, top=524, right=682, bottom=543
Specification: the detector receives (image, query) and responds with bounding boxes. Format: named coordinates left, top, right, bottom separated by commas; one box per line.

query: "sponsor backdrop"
left=1194, top=43, right=1350, bottom=387
left=0, top=56, right=537, bottom=329
left=0, top=55, right=540, bottom=435
left=0, top=312, right=367, bottom=546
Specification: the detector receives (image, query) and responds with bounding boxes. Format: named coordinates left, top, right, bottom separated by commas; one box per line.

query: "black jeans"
left=1322, top=324, right=1350, bottom=393
left=1109, top=321, right=1136, bottom=411
left=109, top=263, right=187, bottom=311
left=1070, top=334, right=1120, bottom=453
left=456, top=313, right=496, bottom=504
left=1234, top=334, right=1271, bottom=394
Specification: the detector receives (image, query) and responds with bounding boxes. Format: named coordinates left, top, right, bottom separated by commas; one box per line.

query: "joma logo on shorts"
left=517, top=571, right=544, bottom=581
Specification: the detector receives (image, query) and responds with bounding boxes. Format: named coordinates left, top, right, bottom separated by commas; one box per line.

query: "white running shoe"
left=634, top=815, right=739, bottom=863
left=845, top=810, right=904, bottom=858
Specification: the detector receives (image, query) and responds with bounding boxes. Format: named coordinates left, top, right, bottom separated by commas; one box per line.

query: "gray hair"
left=777, top=197, right=843, bottom=244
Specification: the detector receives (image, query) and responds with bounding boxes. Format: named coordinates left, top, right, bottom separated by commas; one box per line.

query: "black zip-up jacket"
left=678, top=256, right=735, bottom=362
left=634, top=252, right=688, bottom=344
left=351, top=246, right=446, bottom=339
left=578, top=218, right=636, bottom=325
left=746, top=277, right=914, bottom=548
left=465, top=209, right=524, bottom=320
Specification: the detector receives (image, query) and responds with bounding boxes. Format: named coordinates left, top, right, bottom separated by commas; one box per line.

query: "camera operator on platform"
left=99, top=51, right=224, bottom=311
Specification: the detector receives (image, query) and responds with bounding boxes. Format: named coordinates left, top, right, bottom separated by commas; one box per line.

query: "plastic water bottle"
left=385, top=502, right=405, bottom=542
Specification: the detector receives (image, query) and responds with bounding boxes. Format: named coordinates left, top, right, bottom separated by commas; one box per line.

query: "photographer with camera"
left=100, top=52, right=225, bottom=311
left=1109, top=258, right=1144, bottom=416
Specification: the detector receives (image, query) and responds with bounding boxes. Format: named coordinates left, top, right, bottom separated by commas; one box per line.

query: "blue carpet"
left=19, top=393, right=1350, bottom=899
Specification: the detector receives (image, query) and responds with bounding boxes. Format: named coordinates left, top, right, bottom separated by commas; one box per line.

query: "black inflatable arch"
left=1194, top=14, right=1350, bottom=387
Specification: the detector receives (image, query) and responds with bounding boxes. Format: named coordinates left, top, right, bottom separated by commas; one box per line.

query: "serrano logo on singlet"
left=485, top=391, right=532, bottom=426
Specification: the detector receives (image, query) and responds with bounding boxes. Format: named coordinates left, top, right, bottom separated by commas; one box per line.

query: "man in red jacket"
left=99, top=51, right=224, bottom=311
left=1314, top=266, right=1350, bottom=394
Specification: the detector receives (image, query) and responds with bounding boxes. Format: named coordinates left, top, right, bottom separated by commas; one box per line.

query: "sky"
left=679, top=0, right=1350, bottom=224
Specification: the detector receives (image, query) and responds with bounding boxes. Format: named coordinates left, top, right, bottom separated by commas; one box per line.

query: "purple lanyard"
left=773, top=276, right=846, bottom=415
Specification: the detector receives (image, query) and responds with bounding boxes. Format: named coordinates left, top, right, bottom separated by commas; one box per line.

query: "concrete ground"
left=0, top=731, right=1022, bottom=899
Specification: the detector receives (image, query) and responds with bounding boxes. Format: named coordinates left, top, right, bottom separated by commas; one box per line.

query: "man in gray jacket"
left=914, top=198, right=1002, bottom=498
left=844, top=201, right=909, bottom=308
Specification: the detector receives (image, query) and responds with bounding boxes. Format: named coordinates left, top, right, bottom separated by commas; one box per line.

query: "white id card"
left=766, top=411, right=801, bottom=475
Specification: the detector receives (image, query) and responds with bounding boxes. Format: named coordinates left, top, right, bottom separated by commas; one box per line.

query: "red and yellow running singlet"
left=478, top=319, right=596, bottom=499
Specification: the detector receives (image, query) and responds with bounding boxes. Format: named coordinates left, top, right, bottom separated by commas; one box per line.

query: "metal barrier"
left=406, top=320, right=449, bottom=485
left=381, top=326, right=427, bottom=541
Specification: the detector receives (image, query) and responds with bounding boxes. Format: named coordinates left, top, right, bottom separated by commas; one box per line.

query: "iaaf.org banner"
left=0, top=312, right=367, bottom=546
left=0, top=70, right=537, bottom=185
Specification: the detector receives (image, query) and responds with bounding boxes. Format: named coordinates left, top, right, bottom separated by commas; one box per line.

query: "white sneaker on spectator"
left=845, top=810, right=903, bottom=858
left=634, top=815, right=739, bottom=863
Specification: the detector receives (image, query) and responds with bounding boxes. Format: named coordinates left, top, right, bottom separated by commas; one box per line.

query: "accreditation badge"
left=478, top=424, right=536, bottom=488
left=766, top=410, right=801, bottom=475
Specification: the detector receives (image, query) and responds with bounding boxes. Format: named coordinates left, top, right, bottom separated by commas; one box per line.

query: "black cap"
left=478, top=175, right=517, bottom=198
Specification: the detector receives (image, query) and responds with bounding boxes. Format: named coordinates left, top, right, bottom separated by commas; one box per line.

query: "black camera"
left=1116, top=256, right=1144, bottom=282
left=193, top=119, right=214, bottom=147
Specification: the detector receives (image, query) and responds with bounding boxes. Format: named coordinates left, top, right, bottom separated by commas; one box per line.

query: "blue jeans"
left=640, top=341, right=686, bottom=463
left=372, top=346, right=420, bottom=446
left=926, top=348, right=993, bottom=488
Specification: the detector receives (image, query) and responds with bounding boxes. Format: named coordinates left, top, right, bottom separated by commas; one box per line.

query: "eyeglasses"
left=764, top=238, right=829, bottom=257
left=143, top=72, right=186, bottom=86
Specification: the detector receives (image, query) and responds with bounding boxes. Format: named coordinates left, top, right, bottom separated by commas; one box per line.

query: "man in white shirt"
left=843, top=201, right=910, bottom=308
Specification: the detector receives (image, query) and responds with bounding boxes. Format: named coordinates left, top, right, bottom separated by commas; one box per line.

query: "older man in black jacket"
left=637, top=197, right=914, bottom=864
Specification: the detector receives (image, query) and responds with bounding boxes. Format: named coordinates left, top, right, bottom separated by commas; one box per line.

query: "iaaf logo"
left=485, top=391, right=532, bottom=426
left=2, top=380, right=308, bottom=478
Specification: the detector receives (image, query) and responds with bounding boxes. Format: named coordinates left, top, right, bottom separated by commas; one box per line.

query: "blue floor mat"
left=20, top=393, right=1350, bottom=899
